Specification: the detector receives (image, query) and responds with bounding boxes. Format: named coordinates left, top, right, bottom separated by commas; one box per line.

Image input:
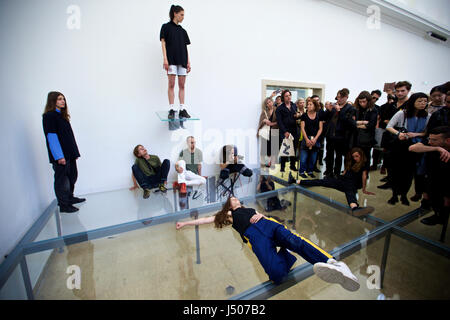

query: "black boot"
left=59, top=205, right=79, bottom=213
left=420, top=198, right=432, bottom=210
left=421, top=214, right=444, bottom=226
left=70, top=196, right=86, bottom=204
left=400, top=194, right=410, bottom=206
left=378, top=182, right=392, bottom=190
left=387, top=195, right=398, bottom=205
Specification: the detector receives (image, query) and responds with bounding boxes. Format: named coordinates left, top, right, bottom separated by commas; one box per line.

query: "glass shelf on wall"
left=155, top=111, right=200, bottom=122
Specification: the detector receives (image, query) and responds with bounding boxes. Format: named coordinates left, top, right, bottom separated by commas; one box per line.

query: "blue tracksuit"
left=242, top=217, right=333, bottom=284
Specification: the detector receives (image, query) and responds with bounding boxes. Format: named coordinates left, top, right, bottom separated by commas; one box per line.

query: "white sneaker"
left=313, top=259, right=360, bottom=292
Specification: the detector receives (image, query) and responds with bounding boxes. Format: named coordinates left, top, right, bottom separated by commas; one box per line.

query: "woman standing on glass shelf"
left=176, top=196, right=360, bottom=291
left=160, top=5, right=191, bottom=120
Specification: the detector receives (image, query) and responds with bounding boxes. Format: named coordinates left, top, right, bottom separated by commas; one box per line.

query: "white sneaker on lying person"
left=313, top=259, right=360, bottom=292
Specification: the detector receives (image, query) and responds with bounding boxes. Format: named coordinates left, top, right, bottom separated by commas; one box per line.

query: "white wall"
left=1, top=0, right=449, bottom=267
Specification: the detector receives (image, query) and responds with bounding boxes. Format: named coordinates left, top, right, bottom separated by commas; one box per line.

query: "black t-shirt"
left=379, top=103, right=398, bottom=129
left=300, top=112, right=320, bottom=138
left=160, top=21, right=190, bottom=67
left=423, top=140, right=450, bottom=196
left=231, top=207, right=256, bottom=243
left=42, top=111, right=80, bottom=163
left=341, top=167, right=364, bottom=190
left=426, top=107, right=449, bottom=133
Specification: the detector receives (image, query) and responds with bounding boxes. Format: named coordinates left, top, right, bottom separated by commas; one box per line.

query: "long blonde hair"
left=262, top=97, right=273, bottom=112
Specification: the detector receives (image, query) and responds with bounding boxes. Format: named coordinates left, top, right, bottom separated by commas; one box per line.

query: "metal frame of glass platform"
left=1, top=174, right=449, bottom=300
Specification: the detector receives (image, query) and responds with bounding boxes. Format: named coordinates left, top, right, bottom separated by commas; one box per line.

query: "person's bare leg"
left=168, top=75, right=176, bottom=107
left=178, top=75, right=186, bottom=106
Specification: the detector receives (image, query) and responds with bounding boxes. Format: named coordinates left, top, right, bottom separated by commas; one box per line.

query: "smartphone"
left=276, top=88, right=282, bottom=94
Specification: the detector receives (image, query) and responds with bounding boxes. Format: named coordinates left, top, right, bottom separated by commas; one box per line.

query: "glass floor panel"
left=270, top=233, right=450, bottom=300
left=29, top=190, right=375, bottom=300
left=402, top=213, right=450, bottom=247
left=3, top=164, right=449, bottom=300
left=32, top=171, right=259, bottom=243
left=268, top=164, right=422, bottom=222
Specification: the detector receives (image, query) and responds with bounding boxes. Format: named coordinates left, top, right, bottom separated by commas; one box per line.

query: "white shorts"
left=168, top=65, right=187, bottom=76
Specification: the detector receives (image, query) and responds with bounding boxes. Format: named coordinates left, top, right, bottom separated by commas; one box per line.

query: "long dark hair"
left=345, top=147, right=366, bottom=173
left=214, top=197, right=242, bottom=229
left=354, top=91, right=375, bottom=111
left=43, top=91, right=70, bottom=121
left=169, top=5, right=184, bottom=21
left=404, top=92, right=429, bottom=118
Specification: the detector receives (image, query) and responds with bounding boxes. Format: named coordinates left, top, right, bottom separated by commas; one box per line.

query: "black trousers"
left=325, top=138, right=348, bottom=175
left=372, top=148, right=382, bottom=167
left=132, top=159, right=170, bottom=189
left=390, top=147, right=416, bottom=197
left=300, top=176, right=358, bottom=206
left=52, top=159, right=78, bottom=208
left=360, top=146, right=372, bottom=172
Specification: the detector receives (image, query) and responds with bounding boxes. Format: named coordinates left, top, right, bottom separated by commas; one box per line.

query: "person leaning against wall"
left=130, top=145, right=170, bottom=199
left=42, top=91, right=85, bottom=213
left=179, top=136, right=203, bottom=175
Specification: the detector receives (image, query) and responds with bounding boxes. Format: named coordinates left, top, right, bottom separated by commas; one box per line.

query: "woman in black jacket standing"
left=42, top=91, right=85, bottom=213
left=275, top=89, right=302, bottom=172
left=353, top=91, right=378, bottom=170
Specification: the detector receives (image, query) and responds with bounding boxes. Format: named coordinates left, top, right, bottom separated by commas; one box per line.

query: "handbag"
left=258, top=110, right=271, bottom=141
left=278, top=134, right=295, bottom=158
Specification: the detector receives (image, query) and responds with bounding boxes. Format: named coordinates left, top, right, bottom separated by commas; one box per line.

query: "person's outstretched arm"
left=176, top=216, right=215, bottom=229
left=409, top=143, right=450, bottom=162
left=362, top=170, right=375, bottom=195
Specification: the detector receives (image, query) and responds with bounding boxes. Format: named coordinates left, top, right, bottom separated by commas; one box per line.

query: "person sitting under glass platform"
left=130, top=144, right=170, bottom=198
left=218, top=145, right=253, bottom=196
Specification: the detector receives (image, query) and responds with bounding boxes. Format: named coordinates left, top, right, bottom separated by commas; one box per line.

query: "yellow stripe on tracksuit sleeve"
left=264, top=217, right=333, bottom=260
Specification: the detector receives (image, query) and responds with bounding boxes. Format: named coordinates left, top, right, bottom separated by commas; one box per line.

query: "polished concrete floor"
left=33, top=162, right=449, bottom=300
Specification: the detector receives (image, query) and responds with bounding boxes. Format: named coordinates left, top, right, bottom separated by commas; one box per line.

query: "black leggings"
left=300, top=177, right=358, bottom=206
